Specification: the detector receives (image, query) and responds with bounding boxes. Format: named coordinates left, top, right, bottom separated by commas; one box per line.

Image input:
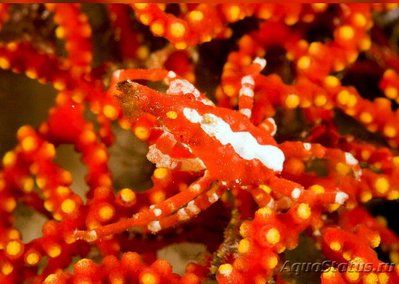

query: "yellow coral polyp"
left=6, top=240, right=23, bottom=257
left=120, top=188, right=136, bottom=203
left=61, top=198, right=77, bottom=214
left=370, top=234, right=381, bottom=248
left=188, top=10, right=204, bottom=22
left=47, top=244, right=61, bottom=258
left=218, top=263, right=233, bottom=276
left=322, top=267, right=338, bottom=280
left=81, top=129, right=96, bottom=143
left=25, top=251, right=40, bottom=265
left=383, top=125, right=397, bottom=138
left=150, top=22, right=165, bottom=36
left=325, top=75, right=340, bottom=87
left=265, top=228, right=280, bottom=245
left=310, top=184, right=325, bottom=194
left=345, top=270, right=360, bottom=282
left=363, top=273, right=378, bottom=284
left=238, top=239, right=250, bottom=254
left=22, top=177, right=34, bottom=193
left=314, top=95, right=327, bottom=107
left=297, top=56, right=311, bottom=70
left=169, top=22, right=186, bottom=39
left=329, top=241, right=341, bottom=251
left=1, top=262, right=13, bottom=275
left=265, top=256, right=278, bottom=269
left=285, top=94, right=300, bottom=109
left=226, top=6, right=241, bottom=22
left=337, top=25, right=355, bottom=40
left=43, top=274, right=59, bottom=284
left=359, top=112, right=373, bottom=123
left=103, top=104, right=118, bottom=120
left=3, top=151, right=16, bottom=167
left=134, top=126, right=150, bottom=140
left=3, top=197, right=16, bottom=212
left=384, top=86, right=398, bottom=99
left=154, top=167, right=168, bottom=179
left=98, top=204, right=115, bottom=221
left=375, top=177, right=390, bottom=194
left=140, top=272, right=159, bottom=284
left=0, top=57, right=10, bottom=69
left=223, top=85, right=236, bottom=97
left=297, top=203, right=311, bottom=220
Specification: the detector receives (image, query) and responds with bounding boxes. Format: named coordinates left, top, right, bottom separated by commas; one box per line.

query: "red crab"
left=74, top=58, right=358, bottom=243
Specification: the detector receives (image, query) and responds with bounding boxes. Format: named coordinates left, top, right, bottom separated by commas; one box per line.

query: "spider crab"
left=74, top=58, right=356, bottom=244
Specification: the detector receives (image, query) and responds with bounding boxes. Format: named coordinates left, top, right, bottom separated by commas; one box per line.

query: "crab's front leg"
left=147, top=131, right=206, bottom=172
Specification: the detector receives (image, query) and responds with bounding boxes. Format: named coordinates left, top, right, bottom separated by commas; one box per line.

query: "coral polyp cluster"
left=1, top=3, right=399, bottom=284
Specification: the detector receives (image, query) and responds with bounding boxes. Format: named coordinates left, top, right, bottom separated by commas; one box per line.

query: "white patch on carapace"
left=239, top=108, right=252, bottom=118
left=239, top=86, right=254, bottom=97
left=187, top=201, right=200, bottom=214
left=254, top=57, right=267, bottom=70
left=153, top=208, right=162, bottom=217
left=335, top=192, right=349, bottom=205
left=177, top=208, right=189, bottom=221
left=345, top=152, right=358, bottom=166
left=266, top=118, right=277, bottom=136
left=148, top=221, right=161, bottom=233
left=291, top=187, right=302, bottom=199
left=182, top=108, right=285, bottom=172
left=241, top=75, right=254, bottom=86
left=208, top=192, right=219, bottom=203
left=303, top=143, right=312, bottom=151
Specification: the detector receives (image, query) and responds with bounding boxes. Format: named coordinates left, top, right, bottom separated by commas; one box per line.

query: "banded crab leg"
left=279, top=141, right=362, bottom=179
left=74, top=174, right=212, bottom=242
left=238, top=57, right=266, bottom=118
left=147, top=182, right=226, bottom=233
left=238, top=58, right=278, bottom=137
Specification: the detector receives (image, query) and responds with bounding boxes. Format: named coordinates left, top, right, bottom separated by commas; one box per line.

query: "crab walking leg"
left=259, top=117, right=278, bottom=136
left=262, top=175, right=349, bottom=208
left=238, top=57, right=266, bottom=118
left=279, top=141, right=362, bottom=177
left=74, top=175, right=212, bottom=242
left=148, top=183, right=226, bottom=233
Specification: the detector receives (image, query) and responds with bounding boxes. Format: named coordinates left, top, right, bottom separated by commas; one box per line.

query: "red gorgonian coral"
left=1, top=3, right=399, bottom=284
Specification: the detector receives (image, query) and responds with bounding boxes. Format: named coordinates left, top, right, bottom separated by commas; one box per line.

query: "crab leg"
left=148, top=182, right=225, bottom=232
left=280, top=141, right=362, bottom=178
left=74, top=174, right=212, bottom=241
left=238, top=57, right=266, bottom=118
